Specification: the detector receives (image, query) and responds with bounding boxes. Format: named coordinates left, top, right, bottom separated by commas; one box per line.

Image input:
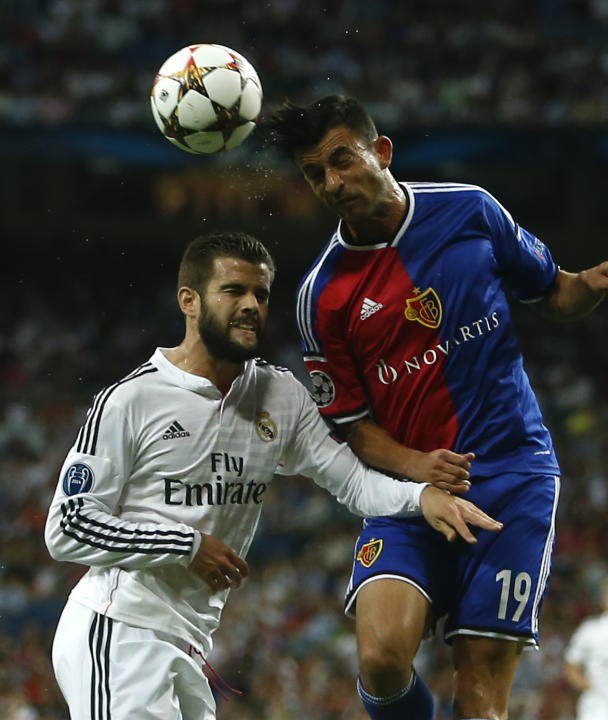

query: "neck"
left=165, top=334, right=243, bottom=393
left=345, top=179, right=407, bottom=246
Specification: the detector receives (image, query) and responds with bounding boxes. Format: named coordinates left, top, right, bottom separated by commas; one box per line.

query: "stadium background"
left=1, top=1, right=607, bottom=718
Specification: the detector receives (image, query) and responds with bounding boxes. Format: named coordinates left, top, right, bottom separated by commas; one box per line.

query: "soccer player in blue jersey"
left=266, top=95, right=608, bottom=720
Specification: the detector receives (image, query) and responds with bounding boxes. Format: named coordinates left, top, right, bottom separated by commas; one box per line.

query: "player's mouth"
left=333, top=195, right=359, bottom=212
left=229, top=319, right=258, bottom=337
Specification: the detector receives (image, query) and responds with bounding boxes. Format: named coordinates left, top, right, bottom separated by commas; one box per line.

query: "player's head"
left=178, top=232, right=275, bottom=363
left=178, top=232, right=275, bottom=294
left=265, top=95, right=395, bottom=225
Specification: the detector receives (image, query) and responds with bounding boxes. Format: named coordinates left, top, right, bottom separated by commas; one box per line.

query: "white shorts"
left=52, top=598, right=216, bottom=720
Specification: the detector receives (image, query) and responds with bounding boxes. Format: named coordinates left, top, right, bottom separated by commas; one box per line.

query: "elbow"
left=44, top=517, right=67, bottom=562
left=540, top=269, right=604, bottom=323
left=44, top=531, right=60, bottom=561
left=342, top=491, right=375, bottom=519
left=342, top=420, right=373, bottom=463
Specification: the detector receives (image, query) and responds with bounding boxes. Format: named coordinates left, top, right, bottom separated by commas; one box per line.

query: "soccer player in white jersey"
left=45, top=232, right=503, bottom=720
left=564, top=576, right=608, bottom=720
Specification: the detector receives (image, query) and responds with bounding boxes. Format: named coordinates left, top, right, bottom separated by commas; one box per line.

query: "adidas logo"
left=360, top=297, right=383, bottom=320
left=162, top=420, right=191, bottom=440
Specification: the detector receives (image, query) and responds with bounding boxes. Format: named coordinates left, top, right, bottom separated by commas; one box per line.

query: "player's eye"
left=334, top=153, right=353, bottom=168
left=305, top=169, right=323, bottom=184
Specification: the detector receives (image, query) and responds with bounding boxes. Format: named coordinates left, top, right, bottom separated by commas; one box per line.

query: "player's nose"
left=240, top=292, right=261, bottom=313
left=324, top=167, right=343, bottom=194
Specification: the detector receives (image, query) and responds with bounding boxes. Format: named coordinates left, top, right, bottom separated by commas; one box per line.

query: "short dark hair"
left=264, top=95, right=378, bottom=159
left=178, top=232, right=275, bottom=293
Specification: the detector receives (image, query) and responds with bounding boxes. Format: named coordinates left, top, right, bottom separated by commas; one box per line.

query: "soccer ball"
left=150, top=44, right=263, bottom=154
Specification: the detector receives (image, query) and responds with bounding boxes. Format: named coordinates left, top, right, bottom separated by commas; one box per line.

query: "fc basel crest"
left=255, top=410, right=277, bottom=442
left=404, top=287, right=442, bottom=329
left=357, top=538, right=383, bottom=568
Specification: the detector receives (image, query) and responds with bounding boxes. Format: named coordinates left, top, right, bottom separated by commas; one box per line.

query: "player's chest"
left=324, top=238, right=497, bottom=356
left=130, top=393, right=284, bottom=484
left=326, top=253, right=447, bottom=357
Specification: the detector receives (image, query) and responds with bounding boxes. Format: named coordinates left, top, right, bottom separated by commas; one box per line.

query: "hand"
left=190, top=533, right=249, bottom=593
left=407, top=449, right=475, bottom=493
left=420, top=485, right=503, bottom=543
left=580, top=260, right=608, bottom=294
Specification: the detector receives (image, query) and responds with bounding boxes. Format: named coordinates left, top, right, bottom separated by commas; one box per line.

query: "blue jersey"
left=297, top=182, right=560, bottom=477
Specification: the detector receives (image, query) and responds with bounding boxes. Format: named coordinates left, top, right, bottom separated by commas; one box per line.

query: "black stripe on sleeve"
left=76, top=363, right=157, bottom=456
left=60, top=499, right=193, bottom=557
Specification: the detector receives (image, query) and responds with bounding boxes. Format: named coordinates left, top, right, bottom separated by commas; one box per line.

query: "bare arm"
left=341, top=417, right=474, bottom=493
left=537, top=265, right=608, bottom=321
left=563, top=661, right=590, bottom=694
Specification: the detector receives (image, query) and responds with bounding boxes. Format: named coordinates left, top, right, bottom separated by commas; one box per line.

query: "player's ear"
left=177, top=286, right=199, bottom=317
left=374, top=136, right=393, bottom=169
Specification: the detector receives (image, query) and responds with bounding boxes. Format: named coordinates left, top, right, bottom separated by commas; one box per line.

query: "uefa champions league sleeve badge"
left=63, top=462, right=95, bottom=496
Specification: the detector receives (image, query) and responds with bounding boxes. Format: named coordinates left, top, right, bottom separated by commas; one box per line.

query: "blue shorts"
left=345, top=473, right=560, bottom=647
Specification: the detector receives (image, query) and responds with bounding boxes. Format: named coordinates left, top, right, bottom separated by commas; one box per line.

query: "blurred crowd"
left=3, top=0, right=608, bottom=131
left=0, top=268, right=607, bottom=719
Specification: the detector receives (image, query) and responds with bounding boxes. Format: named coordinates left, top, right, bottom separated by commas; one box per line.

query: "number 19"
left=496, top=569, right=532, bottom=622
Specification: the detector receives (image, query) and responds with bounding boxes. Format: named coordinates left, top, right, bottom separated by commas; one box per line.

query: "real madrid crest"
left=255, top=410, right=277, bottom=442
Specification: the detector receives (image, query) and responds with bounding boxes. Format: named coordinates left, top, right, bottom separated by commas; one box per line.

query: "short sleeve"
left=482, top=193, right=558, bottom=301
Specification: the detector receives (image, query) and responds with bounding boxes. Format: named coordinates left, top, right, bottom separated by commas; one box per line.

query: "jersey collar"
left=153, top=347, right=252, bottom=399
left=335, top=182, right=415, bottom=250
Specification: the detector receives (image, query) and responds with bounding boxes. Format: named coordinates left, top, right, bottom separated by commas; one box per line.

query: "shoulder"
left=407, top=181, right=514, bottom=228
left=408, top=181, right=489, bottom=200
left=252, top=357, right=306, bottom=384
left=297, top=230, right=357, bottom=328
left=252, top=357, right=292, bottom=376
left=247, top=359, right=310, bottom=424
left=582, top=613, right=608, bottom=630
left=297, top=231, right=342, bottom=296
left=75, top=361, right=160, bottom=455
left=571, top=614, right=607, bottom=642
left=251, top=358, right=308, bottom=396
left=408, top=181, right=505, bottom=210
left=92, top=361, right=160, bottom=409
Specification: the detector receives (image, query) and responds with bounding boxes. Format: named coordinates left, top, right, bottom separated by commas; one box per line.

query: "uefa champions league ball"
left=150, top=44, right=263, bottom=154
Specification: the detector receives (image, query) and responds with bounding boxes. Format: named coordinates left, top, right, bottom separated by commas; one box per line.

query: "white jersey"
left=565, top=612, right=608, bottom=720
left=45, top=347, right=426, bottom=654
